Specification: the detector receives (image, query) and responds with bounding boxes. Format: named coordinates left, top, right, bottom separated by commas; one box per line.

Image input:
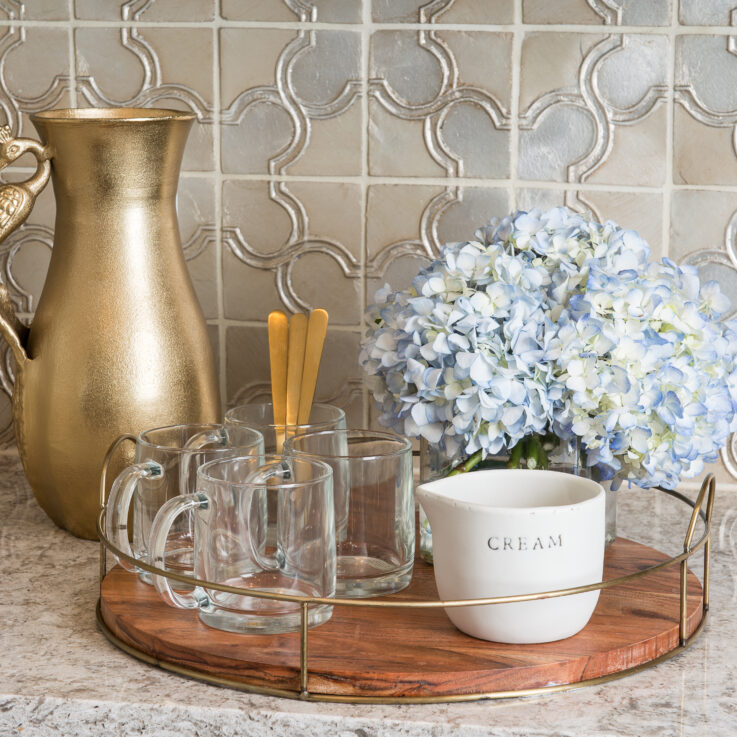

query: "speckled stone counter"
left=1, top=452, right=736, bottom=737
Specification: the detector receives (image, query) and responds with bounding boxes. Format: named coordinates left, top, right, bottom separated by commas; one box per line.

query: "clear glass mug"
left=224, top=402, right=345, bottom=546
left=149, top=454, right=336, bottom=634
left=104, top=423, right=264, bottom=584
left=224, top=402, right=346, bottom=454
left=284, top=429, right=414, bottom=598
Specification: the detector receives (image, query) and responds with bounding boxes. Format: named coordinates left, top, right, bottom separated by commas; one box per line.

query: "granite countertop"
left=1, top=452, right=736, bottom=737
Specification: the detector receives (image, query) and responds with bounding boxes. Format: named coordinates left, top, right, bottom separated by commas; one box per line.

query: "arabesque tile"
left=222, top=180, right=362, bottom=324
left=75, top=0, right=214, bottom=21
left=75, top=26, right=215, bottom=171
left=23, top=0, right=70, bottom=20
left=370, top=30, right=512, bottom=178
left=222, top=0, right=362, bottom=22
left=220, top=28, right=361, bottom=175
left=673, top=105, right=737, bottom=185
left=523, top=0, right=671, bottom=25
left=670, top=190, right=737, bottom=259
left=372, top=0, right=511, bottom=23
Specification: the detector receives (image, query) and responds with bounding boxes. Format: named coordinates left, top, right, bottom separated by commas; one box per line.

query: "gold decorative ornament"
left=0, top=108, right=220, bottom=539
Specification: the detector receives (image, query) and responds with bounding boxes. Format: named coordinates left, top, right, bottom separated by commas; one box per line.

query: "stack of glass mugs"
left=104, top=404, right=414, bottom=634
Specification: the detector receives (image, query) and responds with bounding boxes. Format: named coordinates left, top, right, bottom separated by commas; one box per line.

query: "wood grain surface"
left=100, top=538, right=704, bottom=698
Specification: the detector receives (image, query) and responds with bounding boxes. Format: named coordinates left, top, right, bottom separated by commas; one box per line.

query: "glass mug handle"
left=105, top=459, right=163, bottom=572
left=245, top=459, right=292, bottom=572
left=179, top=426, right=227, bottom=497
left=149, top=493, right=210, bottom=609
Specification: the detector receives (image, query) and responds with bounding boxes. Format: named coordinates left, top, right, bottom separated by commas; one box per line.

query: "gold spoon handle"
left=285, top=313, right=308, bottom=427
left=267, top=310, right=288, bottom=427
left=298, top=309, right=329, bottom=426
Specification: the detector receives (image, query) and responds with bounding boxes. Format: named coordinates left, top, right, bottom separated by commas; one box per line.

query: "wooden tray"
left=98, top=537, right=704, bottom=701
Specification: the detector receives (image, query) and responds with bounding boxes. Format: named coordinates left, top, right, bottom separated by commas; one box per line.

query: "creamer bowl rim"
left=416, top=468, right=605, bottom=515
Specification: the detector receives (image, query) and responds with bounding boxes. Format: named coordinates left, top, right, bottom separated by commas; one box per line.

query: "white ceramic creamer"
left=416, top=469, right=605, bottom=644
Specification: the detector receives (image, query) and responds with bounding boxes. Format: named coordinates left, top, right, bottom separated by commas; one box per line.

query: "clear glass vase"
left=418, top=437, right=614, bottom=564
left=418, top=441, right=450, bottom=564
left=418, top=440, right=453, bottom=564
left=602, top=480, right=618, bottom=548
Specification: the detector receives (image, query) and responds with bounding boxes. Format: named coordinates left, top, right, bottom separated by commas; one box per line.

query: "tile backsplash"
left=2, top=0, right=737, bottom=484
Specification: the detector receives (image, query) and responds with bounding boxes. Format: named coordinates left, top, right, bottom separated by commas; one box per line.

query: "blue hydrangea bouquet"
left=359, top=207, right=737, bottom=492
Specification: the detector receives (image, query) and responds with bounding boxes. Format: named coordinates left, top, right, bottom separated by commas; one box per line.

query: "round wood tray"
left=98, top=536, right=705, bottom=701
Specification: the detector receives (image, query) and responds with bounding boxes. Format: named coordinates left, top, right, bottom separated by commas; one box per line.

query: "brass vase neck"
left=30, top=108, right=195, bottom=204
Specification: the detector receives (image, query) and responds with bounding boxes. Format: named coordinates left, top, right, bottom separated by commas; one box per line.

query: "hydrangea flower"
left=360, top=207, right=737, bottom=489
left=549, top=258, right=737, bottom=489
left=360, top=240, right=557, bottom=460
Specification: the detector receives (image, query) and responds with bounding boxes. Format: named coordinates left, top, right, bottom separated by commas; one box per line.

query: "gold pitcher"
left=0, top=108, right=221, bottom=539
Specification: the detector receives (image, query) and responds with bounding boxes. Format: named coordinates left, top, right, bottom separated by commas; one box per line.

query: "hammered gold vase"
left=0, top=108, right=221, bottom=539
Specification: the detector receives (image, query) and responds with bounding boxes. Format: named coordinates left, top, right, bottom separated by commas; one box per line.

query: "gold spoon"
left=267, top=310, right=288, bottom=428
left=285, top=312, right=308, bottom=428
left=298, top=308, right=329, bottom=425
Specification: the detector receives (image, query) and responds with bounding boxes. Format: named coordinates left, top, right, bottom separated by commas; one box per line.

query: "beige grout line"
left=212, top=15, right=227, bottom=415
left=509, top=0, right=522, bottom=210
left=13, top=157, right=737, bottom=196
left=67, top=0, right=76, bottom=107
left=359, top=0, right=370, bottom=428
left=7, top=18, right=737, bottom=35
left=660, top=0, right=678, bottom=258
left=371, top=23, right=734, bottom=34
left=208, top=318, right=363, bottom=332
left=160, top=172, right=737, bottom=194
left=107, top=169, right=737, bottom=196
left=3, top=158, right=732, bottom=196
left=185, top=172, right=685, bottom=192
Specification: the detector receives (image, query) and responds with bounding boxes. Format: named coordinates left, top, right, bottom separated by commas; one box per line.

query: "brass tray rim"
left=96, top=479, right=714, bottom=608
